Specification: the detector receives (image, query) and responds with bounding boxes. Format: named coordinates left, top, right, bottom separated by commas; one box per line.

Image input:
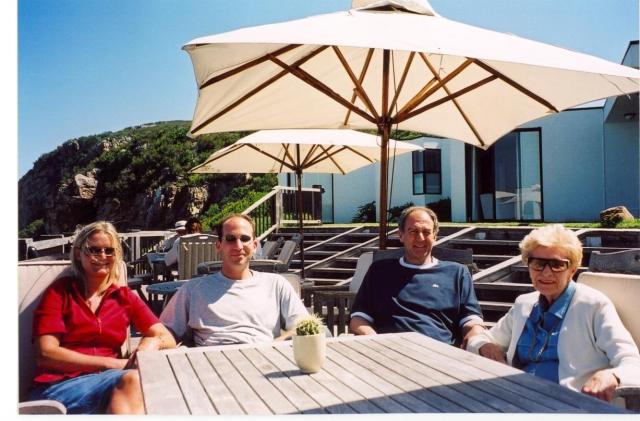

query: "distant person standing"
left=164, top=217, right=202, bottom=267
left=158, top=220, right=187, bottom=252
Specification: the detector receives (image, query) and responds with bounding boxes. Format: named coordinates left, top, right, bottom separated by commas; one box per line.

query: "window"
left=412, top=148, right=442, bottom=195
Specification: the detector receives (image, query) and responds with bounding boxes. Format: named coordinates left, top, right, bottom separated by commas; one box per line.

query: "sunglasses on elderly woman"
left=83, top=246, right=116, bottom=257
left=527, top=257, right=570, bottom=272
left=223, top=234, right=253, bottom=243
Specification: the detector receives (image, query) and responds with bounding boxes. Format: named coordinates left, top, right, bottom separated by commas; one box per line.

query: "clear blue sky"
left=17, top=0, right=639, bottom=177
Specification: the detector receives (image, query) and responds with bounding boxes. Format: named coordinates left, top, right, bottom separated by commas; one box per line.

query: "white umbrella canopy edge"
left=190, top=128, right=423, bottom=174
left=189, top=128, right=423, bottom=276
left=184, top=9, right=639, bottom=81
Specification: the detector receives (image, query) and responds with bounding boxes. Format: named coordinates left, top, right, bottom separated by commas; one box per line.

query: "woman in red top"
left=29, top=221, right=176, bottom=414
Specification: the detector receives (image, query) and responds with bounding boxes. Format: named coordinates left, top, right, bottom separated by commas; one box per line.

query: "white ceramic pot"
left=292, top=333, right=326, bottom=373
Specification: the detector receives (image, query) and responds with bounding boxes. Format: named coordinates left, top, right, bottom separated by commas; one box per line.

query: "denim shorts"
left=28, top=369, right=128, bottom=414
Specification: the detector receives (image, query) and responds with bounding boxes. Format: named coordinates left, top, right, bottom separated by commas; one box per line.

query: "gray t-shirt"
left=160, top=270, right=308, bottom=346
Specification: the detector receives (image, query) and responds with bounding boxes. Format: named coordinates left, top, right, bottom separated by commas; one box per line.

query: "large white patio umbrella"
left=190, top=128, right=422, bottom=277
left=182, top=0, right=640, bottom=248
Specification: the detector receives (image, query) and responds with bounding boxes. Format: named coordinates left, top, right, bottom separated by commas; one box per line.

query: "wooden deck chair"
left=177, top=234, right=218, bottom=280
left=18, top=260, right=129, bottom=414
left=249, top=240, right=299, bottom=273
left=588, top=249, right=640, bottom=275
left=577, top=271, right=640, bottom=412
left=260, top=237, right=285, bottom=260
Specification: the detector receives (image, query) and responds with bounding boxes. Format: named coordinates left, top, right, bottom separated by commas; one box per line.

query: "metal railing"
left=19, top=231, right=170, bottom=262
left=18, top=185, right=324, bottom=260
left=243, top=185, right=323, bottom=240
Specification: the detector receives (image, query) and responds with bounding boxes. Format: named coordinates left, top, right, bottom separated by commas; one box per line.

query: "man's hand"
left=461, top=323, right=485, bottom=349
left=349, top=316, right=377, bottom=335
left=478, top=343, right=507, bottom=364
left=581, top=370, right=619, bottom=402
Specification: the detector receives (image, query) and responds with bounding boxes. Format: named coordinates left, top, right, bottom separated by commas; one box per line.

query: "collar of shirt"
left=399, top=257, right=439, bottom=270
left=537, top=280, right=576, bottom=318
left=68, top=278, right=121, bottom=300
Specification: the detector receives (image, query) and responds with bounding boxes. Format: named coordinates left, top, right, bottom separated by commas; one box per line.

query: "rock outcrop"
left=18, top=121, right=255, bottom=234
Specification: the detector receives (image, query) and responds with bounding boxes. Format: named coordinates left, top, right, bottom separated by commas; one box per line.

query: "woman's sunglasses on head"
left=527, top=257, right=570, bottom=272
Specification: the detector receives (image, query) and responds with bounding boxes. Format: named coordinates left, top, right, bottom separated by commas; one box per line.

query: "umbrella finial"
left=351, top=0, right=438, bottom=16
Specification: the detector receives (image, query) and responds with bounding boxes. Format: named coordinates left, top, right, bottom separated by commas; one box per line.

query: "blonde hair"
left=70, top=221, right=122, bottom=289
left=519, top=224, right=583, bottom=271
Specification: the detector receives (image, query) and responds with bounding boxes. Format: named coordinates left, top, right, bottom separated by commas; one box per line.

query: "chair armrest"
left=19, top=400, right=67, bottom=414
left=615, top=387, right=640, bottom=412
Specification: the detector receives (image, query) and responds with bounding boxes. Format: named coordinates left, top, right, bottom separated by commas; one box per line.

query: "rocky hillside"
left=19, top=121, right=274, bottom=236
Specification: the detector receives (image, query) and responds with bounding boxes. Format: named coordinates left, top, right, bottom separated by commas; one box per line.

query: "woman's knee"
left=117, top=370, right=140, bottom=390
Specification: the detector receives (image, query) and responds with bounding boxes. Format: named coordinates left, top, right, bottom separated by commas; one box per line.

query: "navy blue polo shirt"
left=351, top=258, right=483, bottom=345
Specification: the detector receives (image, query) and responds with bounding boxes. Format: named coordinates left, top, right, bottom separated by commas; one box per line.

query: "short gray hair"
left=398, top=206, right=439, bottom=235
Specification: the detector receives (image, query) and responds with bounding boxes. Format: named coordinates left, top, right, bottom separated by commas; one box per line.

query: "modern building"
left=279, top=41, right=639, bottom=223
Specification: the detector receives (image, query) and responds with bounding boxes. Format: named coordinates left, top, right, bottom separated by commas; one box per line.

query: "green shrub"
left=352, top=201, right=376, bottom=223
left=387, top=202, right=414, bottom=222
left=19, top=219, right=45, bottom=238
left=427, top=197, right=452, bottom=222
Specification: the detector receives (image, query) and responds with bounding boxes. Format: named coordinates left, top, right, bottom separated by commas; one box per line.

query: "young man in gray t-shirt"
left=160, top=214, right=308, bottom=346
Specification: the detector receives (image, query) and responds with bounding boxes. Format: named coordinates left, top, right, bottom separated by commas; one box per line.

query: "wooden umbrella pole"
left=378, top=49, right=391, bottom=250
left=294, top=142, right=305, bottom=279
left=296, top=170, right=305, bottom=278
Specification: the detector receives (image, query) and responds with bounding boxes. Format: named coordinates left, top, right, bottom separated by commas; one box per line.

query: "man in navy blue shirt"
left=349, top=206, right=485, bottom=346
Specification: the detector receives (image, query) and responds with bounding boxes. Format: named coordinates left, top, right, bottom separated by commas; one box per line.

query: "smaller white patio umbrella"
left=190, top=129, right=423, bottom=277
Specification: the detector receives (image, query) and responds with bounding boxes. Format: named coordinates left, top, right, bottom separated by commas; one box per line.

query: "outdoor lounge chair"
left=177, top=233, right=218, bottom=280
left=588, top=249, right=640, bottom=275
left=259, top=237, right=285, bottom=260
left=577, top=271, right=640, bottom=412
left=18, top=260, right=131, bottom=414
left=197, top=239, right=299, bottom=275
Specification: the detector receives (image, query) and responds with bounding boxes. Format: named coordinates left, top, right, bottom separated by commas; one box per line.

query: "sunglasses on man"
left=223, top=234, right=253, bottom=243
left=527, top=257, right=570, bottom=272
left=83, top=246, right=116, bottom=257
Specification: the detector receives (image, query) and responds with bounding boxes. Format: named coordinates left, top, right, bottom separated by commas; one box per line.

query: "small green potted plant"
left=292, top=314, right=326, bottom=373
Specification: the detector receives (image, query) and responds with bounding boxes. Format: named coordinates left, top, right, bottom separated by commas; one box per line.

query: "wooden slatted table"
left=137, top=332, right=627, bottom=414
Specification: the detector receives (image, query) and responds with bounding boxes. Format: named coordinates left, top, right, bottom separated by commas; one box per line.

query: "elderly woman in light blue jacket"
left=467, top=224, right=640, bottom=403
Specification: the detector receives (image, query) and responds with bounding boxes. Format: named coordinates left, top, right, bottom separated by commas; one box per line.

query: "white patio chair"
left=18, top=260, right=130, bottom=414
left=577, top=271, right=640, bottom=412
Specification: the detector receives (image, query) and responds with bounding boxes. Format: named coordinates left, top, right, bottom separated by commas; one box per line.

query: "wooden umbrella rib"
left=343, top=48, right=375, bottom=126
left=245, top=143, right=296, bottom=172
left=399, top=75, right=498, bottom=122
left=300, top=144, right=323, bottom=168
left=199, top=44, right=302, bottom=90
left=191, top=45, right=330, bottom=135
left=472, top=59, right=559, bottom=113
left=394, top=77, right=438, bottom=118
left=310, top=145, right=347, bottom=174
left=332, top=46, right=380, bottom=121
left=191, top=144, right=244, bottom=171
left=281, top=143, right=298, bottom=171
left=388, top=52, right=416, bottom=114
left=394, top=58, right=474, bottom=120
left=421, top=53, right=486, bottom=147
left=341, top=145, right=377, bottom=162
left=269, top=56, right=377, bottom=125
left=303, top=145, right=342, bottom=167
